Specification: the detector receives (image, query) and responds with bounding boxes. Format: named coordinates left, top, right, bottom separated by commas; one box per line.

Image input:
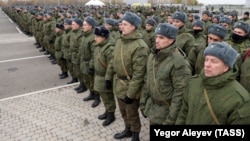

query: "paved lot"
left=0, top=9, right=150, bottom=141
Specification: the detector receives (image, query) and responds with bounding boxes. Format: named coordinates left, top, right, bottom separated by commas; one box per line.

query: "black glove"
left=140, top=109, right=147, bottom=118
left=105, top=80, right=112, bottom=90
left=124, top=96, right=133, bottom=104
left=88, top=68, right=95, bottom=75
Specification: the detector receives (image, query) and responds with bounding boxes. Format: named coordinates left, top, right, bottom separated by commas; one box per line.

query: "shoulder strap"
left=204, top=89, right=220, bottom=125
left=120, top=44, right=131, bottom=81
left=98, top=49, right=108, bottom=69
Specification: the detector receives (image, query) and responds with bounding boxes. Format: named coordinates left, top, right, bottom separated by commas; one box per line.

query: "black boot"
left=74, top=83, right=82, bottom=91
left=98, top=110, right=108, bottom=120
left=91, top=94, right=101, bottom=108
left=114, top=126, right=132, bottom=139
left=60, top=72, right=68, bottom=79
left=131, top=132, right=140, bottom=141
left=43, top=50, right=50, bottom=55
left=76, top=83, right=87, bottom=93
left=39, top=47, right=45, bottom=52
left=67, top=78, right=78, bottom=84
left=83, top=91, right=95, bottom=101
left=58, top=71, right=64, bottom=76
left=51, top=59, right=57, bottom=65
left=102, top=112, right=115, bottom=126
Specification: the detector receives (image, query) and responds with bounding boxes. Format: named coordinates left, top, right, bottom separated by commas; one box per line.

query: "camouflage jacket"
left=69, top=28, right=83, bottom=64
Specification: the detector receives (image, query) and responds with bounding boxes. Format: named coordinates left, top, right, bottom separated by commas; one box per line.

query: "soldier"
left=176, top=42, right=250, bottom=124
left=104, top=18, right=120, bottom=41
left=240, top=48, right=250, bottom=93
left=93, top=26, right=116, bottom=126
left=54, top=23, right=68, bottom=79
left=192, top=20, right=206, bottom=46
left=219, top=16, right=233, bottom=41
left=240, top=11, right=250, bottom=24
left=140, top=23, right=191, bottom=125
left=201, top=10, right=212, bottom=35
left=212, top=15, right=220, bottom=24
left=143, top=18, right=157, bottom=49
left=68, top=18, right=83, bottom=85
left=172, top=11, right=195, bottom=56
left=105, top=12, right=149, bottom=141
left=80, top=17, right=100, bottom=107
left=188, top=24, right=227, bottom=75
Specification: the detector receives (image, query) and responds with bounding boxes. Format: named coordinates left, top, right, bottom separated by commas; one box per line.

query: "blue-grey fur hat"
left=208, top=24, right=227, bottom=39
left=155, top=23, right=178, bottom=39
left=105, top=18, right=116, bottom=26
left=193, top=14, right=200, bottom=20
left=64, top=18, right=72, bottom=25
left=84, top=16, right=97, bottom=27
left=73, top=18, right=83, bottom=27
left=233, top=21, right=250, bottom=33
left=172, top=11, right=187, bottom=23
left=192, top=20, right=204, bottom=29
left=47, top=11, right=54, bottom=17
left=145, top=18, right=157, bottom=26
left=202, top=10, right=210, bottom=16
left=122, top=12, right=141, bottom=28
left=204, top=42, right=238, bottom=68
left=219, top=16, right=232, bottom=25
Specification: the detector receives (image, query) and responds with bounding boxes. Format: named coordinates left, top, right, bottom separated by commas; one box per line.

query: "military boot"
left=83, top=91, right=95, bottom=101
left=67, top=78, right=78, bottom=84
left=43, top=50, right=50, bottom=55
left=58, top=71, right=64, bottom=77
left=39, top=47, right=45, bottom=52
left=131, top=132, right=140, bottom=141
left=74, top=83, right=82, bottom=91
left=76, top=83, right=87, bottom=93
left=91, top=94, right=101, bottom=107
left=60, top=72, right=68, bottom=79
left=102, top=112, right=115, bottom=126
left=98, top=110, right=108, bottom=120
left=114, top=126, right=132, bottom=139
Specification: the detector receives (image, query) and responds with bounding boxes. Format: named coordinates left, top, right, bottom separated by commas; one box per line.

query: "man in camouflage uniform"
left=79, top=17, right=100, bottom=107
left=219, top=16, right=233, bottom=41
left=192, top=20, right=206, bottom=46
left=54, top=23, right=68, bottom=79
left=143, top=18, right=157, bottom=50
left=104, top=18, right=120, bottom=41
left=140, top=23, right=191, bottom=125
left=176, top=42, right=250, bottom=124
left=172, top=11, right=195, bottom=56
left=201, top=10, right=212, bottom=35
left=93, top=26, right=116, bottom=126
left=105, top=12, right=149, bottom=141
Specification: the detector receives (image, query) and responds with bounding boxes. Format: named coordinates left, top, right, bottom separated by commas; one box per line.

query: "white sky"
left=197, top=0, right=246, bottom=5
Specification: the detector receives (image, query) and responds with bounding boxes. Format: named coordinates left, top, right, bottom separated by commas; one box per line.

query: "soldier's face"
left=120, top=20, right=135, bottom=35
left=64, top=24, right=71, bottom=30
left=71, top=21, right=80, bottom=31
left=104, top=23, right=112, bottom=30
left=155, top=34, right=174, bottom=49
left=202, top=14, right=209, bottom=21
left=207, top=34, right=222, bottom=44
left=233, top=28, right=248, bottom=37
left=83, top=21, right=92, bottom=32
left=172, top=19, right=184, bottom=29
left=94, top=35, right=105, bottom=45
left=145, top=24, right=153, bottom=31
left=204, top=55, right=229, bottom=77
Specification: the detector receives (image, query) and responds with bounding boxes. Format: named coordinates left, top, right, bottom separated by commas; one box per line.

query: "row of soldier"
left=3, top=5, right=250, bottom=141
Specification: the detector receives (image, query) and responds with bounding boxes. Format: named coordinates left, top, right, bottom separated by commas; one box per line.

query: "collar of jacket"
left=56, top=30, right=64, bottom=36
left=178, top=25, right=192, bottom=34
left=65, top=28, right=72, bottom=33
left=153, top=42, right=177, bottom=61
left=95, top=36, right=110, bottom=47
left=146, top=27, right=155, bottom=33
left=72, top=28, right=81, bottom=33
left=121, top=29, right=142, bottom=43
left=200, top=66, right=238, bottom=89
left=83, top=28, right=94, bottom=37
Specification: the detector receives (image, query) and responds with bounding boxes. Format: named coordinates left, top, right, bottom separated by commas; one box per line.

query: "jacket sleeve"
left=89, top=39, right=96, bottom=69
left=105, top=50, right=115, bottom=81
left=163, top=56, right=191, bottom=125
left=127, top=47, right=149, bottom=99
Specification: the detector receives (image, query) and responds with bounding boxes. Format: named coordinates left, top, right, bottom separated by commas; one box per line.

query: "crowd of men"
left=2, top=4, right=250, bottom=141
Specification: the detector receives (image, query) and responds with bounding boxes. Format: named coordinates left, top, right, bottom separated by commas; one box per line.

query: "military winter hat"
left=122, top=12, right=142, bottom=28
left=208, top=24, right=227, bottom=39
left=202, top=10, right=210, bottom=16
left=64, top=18, right=72, bottom=25
left=192, top=20, right=204, bottom=28
left=47, top=11, right=54, bottom=17
left=56, top=23, right=64, bottom=30
left=73, top=18, right=83, bottom=27
left=85, top=16, right=97, bottom=27
left=204, top=42, right=238, bottom=68
left=233, top=21, right=250, bottom=33
left=155, top=23, right=178, bottom=39
left=172, top=11, right=187, bottom=23
left=94, top=26, right=109, bottom=38
left=37, top=12, right=44, bottom=16
left=193, top=14, right=200, bottom=20
left=219, top=17, right=232, bottom=25
left=145, top=18, right=157, bottom=26
left=105, top=18, right=116, bottom=26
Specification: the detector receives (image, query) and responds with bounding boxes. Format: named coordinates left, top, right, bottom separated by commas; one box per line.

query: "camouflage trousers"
left=117, top=98, right=141, bottom=132
left=100, top=92, right=116, bottom=112
left=67, top=60, right=77, bottom=78
left=82, top=73, right=94, bottom=92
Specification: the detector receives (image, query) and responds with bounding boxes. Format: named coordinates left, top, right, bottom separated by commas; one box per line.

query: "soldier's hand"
left=124, top=96, right=133, bottom=104
left=88, top=68, right=95, bottom=75
left=140, top=109, right=147, bottom=118
left=105, top=80, right=112, bottom=90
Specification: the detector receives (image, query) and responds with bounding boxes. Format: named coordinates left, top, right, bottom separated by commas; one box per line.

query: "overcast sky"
left=197, top=0, right=246, bottom=5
